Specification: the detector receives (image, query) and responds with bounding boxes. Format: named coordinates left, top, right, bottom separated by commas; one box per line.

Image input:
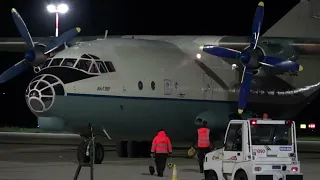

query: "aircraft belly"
left=33, top=93, right=315, bottom=139
left=38, top=94, right=235, bottom=140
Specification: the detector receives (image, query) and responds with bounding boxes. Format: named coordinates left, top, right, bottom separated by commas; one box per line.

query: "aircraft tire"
left=116, top=141, right=128, bottom=157
left=127, top=140, right=139, bottom=158
left=94, top=143, right=104, bottom=164
left=138, top=141, right=151, bottom=157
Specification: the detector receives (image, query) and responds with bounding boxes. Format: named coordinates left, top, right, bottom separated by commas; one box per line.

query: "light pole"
left=46, top=3, right=69, bottom=37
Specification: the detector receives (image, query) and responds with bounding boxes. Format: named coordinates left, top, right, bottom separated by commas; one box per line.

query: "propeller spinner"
left=0, top=8, right=81, bottom=84
left=199, top=2, right=303, bottom=114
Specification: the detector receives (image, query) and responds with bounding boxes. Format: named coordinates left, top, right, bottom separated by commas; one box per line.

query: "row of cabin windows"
left=42, top=58, right=116, bottom=73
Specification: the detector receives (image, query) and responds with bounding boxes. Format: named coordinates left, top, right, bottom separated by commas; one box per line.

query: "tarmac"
left=0, top=133, right=320, bottom=180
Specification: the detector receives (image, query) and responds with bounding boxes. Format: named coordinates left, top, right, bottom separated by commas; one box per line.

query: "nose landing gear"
left=74, top=123, right=104, bottom=180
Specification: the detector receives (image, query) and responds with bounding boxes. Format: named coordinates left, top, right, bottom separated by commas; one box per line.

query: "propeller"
left=199, top=1, right=303, bottom=114
left=0, top=8, right=81, bottom=84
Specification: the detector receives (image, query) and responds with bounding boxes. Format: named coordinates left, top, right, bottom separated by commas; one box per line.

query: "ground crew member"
left=263, top=113, right=269, bottom=119
left=150, top=129, right=172, bottom=177
left=194, top=120, right=213, bottom=173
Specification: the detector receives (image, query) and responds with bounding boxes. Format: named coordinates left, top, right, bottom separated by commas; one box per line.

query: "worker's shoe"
left=157, top=172, right=163, bottom=177
left=200, top=168, right=204, bottom=173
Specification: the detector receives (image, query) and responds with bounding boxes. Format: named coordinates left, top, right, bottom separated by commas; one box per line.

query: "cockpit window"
left=81, top=54, right=92, bottom=59
left=49, top=58, right=63, bottom=66
left=61, top=58, right=77, bottom=67
left=88, top=54, right=100, bottom=59
left=104, top=61, right=116, bottom=72
left=96, top=61, right=107, bottom=73
left=42, top=59, right=52, bottom=68
left=89, top=63, right=99, bottom=73
left=76, top=59, right=92, bottom=72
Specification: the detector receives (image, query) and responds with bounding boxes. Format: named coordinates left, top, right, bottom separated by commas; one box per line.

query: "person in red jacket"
left=150, top=129, right=172, bottom=177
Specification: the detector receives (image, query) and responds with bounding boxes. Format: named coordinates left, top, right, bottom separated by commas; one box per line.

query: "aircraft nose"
left=25, top=74, right=65, bottom=113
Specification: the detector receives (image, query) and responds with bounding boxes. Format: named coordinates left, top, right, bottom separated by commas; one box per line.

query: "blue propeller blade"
left=44, top=27, right=81, bottom=54
left=238, top=68, right=254, bottom=114
left=11, top=8, right=34, bottom=49
left=200, top=45, right=241, bottom=59
left=0, top=59, right=28, bottom=84
left=196, top=2, right=304, bottom=114
left=250, top=2, right=264, bottom=49
left=260, top=56, right=303, bottom=72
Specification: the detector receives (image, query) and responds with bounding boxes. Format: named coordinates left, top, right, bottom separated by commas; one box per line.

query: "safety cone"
left=172, top=164, right=178, bottom=180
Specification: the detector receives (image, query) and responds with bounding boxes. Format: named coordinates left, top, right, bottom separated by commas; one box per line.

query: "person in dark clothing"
left=151, top=129, right=172, bottom=177
left=192, top=120, right=213, bottom=173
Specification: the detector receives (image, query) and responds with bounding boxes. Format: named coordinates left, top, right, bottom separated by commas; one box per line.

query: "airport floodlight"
left=46, top=3, right=69, bottom=37
left=57, top=4, right=69, bottom=14
left=46, top=4, right=56, bottom=13
left=46, top=3, right=69, bottom=14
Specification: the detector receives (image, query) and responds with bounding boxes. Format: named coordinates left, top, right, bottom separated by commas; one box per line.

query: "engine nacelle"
left=242, top=43, right=300, bottom=77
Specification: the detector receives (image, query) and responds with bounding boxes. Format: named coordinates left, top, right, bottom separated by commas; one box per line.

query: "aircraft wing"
left=0, top=36, right=105, bottom=52
left=216, top=36, right=320, bottom=55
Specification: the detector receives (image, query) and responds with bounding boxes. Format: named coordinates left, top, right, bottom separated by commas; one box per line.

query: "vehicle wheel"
left=205, top=170, right=218, bottom=180
left=234, top=170, right=248, bottom=180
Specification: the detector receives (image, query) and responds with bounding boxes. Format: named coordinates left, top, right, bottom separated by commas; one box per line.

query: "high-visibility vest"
left=151, top=131, right=172, bottom=154
left=197, top=128, right=210, bottom=148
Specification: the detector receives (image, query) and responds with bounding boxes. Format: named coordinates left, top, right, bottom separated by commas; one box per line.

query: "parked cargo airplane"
left=1, top=0, right=320, bottom=163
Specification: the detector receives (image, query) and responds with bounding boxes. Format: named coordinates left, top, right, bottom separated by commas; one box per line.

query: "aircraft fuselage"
left=25, top=36, right=320, bottom=141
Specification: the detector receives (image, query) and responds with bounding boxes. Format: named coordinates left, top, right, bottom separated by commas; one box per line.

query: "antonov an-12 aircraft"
left=1, top=0, right=320, bottom=163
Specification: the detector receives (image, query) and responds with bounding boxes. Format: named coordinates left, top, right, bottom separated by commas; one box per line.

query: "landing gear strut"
left=74, top=123, right=104, bottom=180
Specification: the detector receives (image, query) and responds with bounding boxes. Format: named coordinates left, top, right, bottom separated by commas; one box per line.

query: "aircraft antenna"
left=104, top=30, right=108, bottom=39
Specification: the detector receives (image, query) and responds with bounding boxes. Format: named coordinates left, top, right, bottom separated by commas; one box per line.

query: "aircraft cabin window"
left=76, top=59, right=92, bottom=72
left=104, top=61, right=116, bottom=72
left=138, top=81, right=143, bottom=90
left=81, top=54, right=92, bottom=59
left=88, top=54, right=100, bottom=59
left=151, top=81, right=155, bottom=90
left=96, top=61, right=108, bottom=73
left=44, top=76, right=58, bottom=84
left=61, top=58, right=77, bottom=67
left=49, top=58, right=63, bottom=66
left=89, top=63, right=99, bottom=73
left=42, top=59, right=52, bottom=68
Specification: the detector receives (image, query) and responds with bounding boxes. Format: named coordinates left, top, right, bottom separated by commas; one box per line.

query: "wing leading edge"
left=0, top=36, right=104, bottom=52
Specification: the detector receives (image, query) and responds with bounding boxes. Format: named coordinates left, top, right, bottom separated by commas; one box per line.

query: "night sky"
left=0, top=0, right=318, bottom=128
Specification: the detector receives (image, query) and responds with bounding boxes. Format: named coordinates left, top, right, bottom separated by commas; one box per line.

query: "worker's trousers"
left=197, top=147, right=210, bottom=173
left=155, top=153, right=168, bottom=177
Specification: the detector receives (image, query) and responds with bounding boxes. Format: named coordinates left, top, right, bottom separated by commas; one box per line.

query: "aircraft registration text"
left=97, top=86, right=110, bottom=91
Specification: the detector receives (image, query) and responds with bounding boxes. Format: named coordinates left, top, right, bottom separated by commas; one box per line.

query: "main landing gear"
left=116, top=140, right=152, bottom=158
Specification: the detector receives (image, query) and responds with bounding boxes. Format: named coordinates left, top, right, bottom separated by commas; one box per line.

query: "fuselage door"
left=164, top=79, right=172, bottom=95
left=203, top=73, right=212, bottom=100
